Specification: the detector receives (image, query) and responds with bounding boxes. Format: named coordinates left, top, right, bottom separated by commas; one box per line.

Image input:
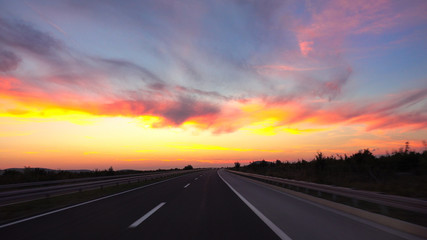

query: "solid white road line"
left=0, top=175, right=183, bottom=229
left=184, top=183, right=190, bottom=188
left=129, top=202, right=166, bottom=228
left=218, top=170, right=292, bottom=240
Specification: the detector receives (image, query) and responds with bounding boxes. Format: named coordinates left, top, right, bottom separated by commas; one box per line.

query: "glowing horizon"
left=1, top=0, right=426, bottom=170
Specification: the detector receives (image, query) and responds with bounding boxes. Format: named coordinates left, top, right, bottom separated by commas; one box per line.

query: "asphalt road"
left=0, top=169, right=423, bottom=240
left=219, top=170, right=424, bottom=240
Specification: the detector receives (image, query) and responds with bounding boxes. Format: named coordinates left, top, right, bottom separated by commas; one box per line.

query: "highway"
left=0, top=169, right=423, bottom=240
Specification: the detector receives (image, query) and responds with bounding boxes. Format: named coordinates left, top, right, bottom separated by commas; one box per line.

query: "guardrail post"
left=332, top=194, right=336, bottom=201
left=317, top=191, right=322, bottom=197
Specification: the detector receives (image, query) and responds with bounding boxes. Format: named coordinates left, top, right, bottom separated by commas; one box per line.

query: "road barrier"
left=0, top=170, right=198, bottom=206
left=228, top=170, right=427, bottom=215
left=0, top=172, right=163, bottom=191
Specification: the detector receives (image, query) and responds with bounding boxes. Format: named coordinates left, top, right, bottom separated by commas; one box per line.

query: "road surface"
left=0, top=169, right=423, bottom=240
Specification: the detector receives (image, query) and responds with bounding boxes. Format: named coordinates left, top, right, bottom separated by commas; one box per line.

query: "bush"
left=234, top=162, right=240, bottom=169
left=183, top=165, right=193, bottom=170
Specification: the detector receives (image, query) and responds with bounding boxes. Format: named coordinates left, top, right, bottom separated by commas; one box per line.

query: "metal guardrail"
left=0, top=172, right=170, bottom=190
left=0, top=170, right=197, bottom=207
left=228, top=170, right=427, bottom=214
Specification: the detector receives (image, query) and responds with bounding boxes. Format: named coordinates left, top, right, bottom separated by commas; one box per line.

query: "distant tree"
left=183, top=165, right=193, bottom=170
left=315, top=152, right=326, bottom=171
left=234, top=162, right=240, bottom=169
left=107, top=166, right=115, bottom=175
left=259, top=160, right=268, bottom=168
left=404, top=141, right=410, bottom=154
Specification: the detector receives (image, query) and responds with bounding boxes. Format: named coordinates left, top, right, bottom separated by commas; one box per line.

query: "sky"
left=0, top=0, right=426, bottom=170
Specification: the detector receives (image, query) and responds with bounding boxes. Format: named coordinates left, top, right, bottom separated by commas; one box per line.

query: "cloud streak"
left=0, top=17, right=62, bottom=57
left=0, top=50, right=21, bottom=72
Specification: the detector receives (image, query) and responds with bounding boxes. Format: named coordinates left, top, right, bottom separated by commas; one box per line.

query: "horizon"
left=1, top=144, right=424, bottom=171
left=1, top=0, right=427, bottom=170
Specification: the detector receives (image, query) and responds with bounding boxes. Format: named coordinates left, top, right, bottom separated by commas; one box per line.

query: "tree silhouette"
left=234, top=162, right=240, bottom=169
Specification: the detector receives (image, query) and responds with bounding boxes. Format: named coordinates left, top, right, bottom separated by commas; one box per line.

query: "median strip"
left=129, top=202, right=166, bottom=228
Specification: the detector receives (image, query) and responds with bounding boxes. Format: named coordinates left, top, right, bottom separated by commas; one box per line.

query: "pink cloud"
left=295, top=0, right=427, bottom=58
left=299, top=41, right=314, bottom=56
left=254, top=64, right=329, bottom=72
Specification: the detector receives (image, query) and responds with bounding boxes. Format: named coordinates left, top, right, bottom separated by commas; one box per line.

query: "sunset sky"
left=1, top=0, right=426, bottom=170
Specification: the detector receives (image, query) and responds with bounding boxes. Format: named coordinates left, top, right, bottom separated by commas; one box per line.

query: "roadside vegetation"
left=235, top=142, right=427, bottom=198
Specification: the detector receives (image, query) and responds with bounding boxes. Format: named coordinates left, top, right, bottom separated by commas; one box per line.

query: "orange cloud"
left=167, top=143, right=280, bottom=153
left=1, top=74, right=426, bottom=135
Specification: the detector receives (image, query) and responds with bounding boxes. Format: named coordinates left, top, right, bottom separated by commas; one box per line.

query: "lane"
left=219, top=171, right=291, bottom=240
left=126, top=169, right=280, bottom=240
left=0, top=171, right=206, bottom=240
left=0, top=169, right=281, bottom=240
left=220, top=170, right=423, bottom=240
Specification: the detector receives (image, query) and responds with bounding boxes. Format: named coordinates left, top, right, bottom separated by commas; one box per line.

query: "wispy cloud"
left=254, top=64, right=332, bottom=72
left=0, top=50, right=21, bottom=72
left=0, top=17, right=63, bottom=57
left=25, top=2, right=68, bottom=36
